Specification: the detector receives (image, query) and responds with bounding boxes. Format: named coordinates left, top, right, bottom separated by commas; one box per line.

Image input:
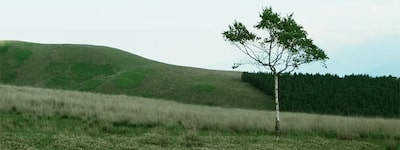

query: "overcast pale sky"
left=1, top=0, right=399, bottom=76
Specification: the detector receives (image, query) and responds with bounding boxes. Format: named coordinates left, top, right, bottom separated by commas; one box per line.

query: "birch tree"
left=222, top=7, right=328, bottom=140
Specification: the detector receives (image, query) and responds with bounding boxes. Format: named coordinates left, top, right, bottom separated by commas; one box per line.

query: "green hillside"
left=0, top=40, right=273, bottom=110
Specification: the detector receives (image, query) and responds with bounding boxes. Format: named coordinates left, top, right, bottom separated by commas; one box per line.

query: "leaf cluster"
left=223, top=7, right=328, bottom=73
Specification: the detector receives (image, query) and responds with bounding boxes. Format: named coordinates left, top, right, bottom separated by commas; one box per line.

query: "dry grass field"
left=1, top=84, right=399, bottom=149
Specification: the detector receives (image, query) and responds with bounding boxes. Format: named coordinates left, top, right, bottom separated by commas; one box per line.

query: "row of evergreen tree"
left=242, top=72, right=400, bottom=118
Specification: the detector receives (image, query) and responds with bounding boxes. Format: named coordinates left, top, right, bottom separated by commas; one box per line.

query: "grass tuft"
left=180, top=129, right=203, bottom=147
left=139, top=127, right=173, bottom=147
left=10, top=106, right=17, bottom=112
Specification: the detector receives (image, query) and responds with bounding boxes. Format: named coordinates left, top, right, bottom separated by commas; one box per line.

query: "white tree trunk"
left=274, top=74, right=280, bottom=140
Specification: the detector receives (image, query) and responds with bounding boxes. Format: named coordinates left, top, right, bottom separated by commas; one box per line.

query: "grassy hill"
left=0, top=40, right=273, bottom=110
left=1, top=84, right=398, bottom=149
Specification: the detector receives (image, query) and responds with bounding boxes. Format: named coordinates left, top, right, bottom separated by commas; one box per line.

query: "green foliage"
left=113, top=70, right=146, bottom=89
left=223, top=21, right=257, bottom=44
left=242, top=72, right=400, bottom=118
left=256, top=7, right=281, bottom=29
left=71, top=63, right=114, bottom=82
left=223, top=6, right=328, bottom=73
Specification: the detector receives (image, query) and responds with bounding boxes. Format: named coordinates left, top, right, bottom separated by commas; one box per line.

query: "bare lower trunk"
left=274, top=74, right=280, bottom=141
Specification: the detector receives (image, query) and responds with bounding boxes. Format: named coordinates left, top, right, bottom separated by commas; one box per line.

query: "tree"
left=222, top=7, right=328, bottom=140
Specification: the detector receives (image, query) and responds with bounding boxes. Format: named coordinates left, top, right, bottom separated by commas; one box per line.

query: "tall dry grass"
left=0, top=84, right=399, bottom=138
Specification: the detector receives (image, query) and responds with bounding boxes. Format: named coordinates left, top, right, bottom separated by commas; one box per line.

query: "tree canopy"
left=242, top=72, right=400, bottom=118
left=223, top=7, right=328, bottom=74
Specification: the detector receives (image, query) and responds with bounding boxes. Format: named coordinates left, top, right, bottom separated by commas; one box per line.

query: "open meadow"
left=1, top=84, right=399, bottom=149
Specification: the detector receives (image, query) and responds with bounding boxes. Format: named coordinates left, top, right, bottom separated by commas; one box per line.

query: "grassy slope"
left=1, top=84, right=399, bottom=149
left=0, top=40, right=273, bottom=110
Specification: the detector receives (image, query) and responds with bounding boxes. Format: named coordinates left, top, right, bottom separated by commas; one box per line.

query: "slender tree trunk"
left=274, top=74, right=280, bottom=141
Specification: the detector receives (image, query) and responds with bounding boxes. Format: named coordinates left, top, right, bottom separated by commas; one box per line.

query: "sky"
left=1, top=0, right=399, bottom=77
